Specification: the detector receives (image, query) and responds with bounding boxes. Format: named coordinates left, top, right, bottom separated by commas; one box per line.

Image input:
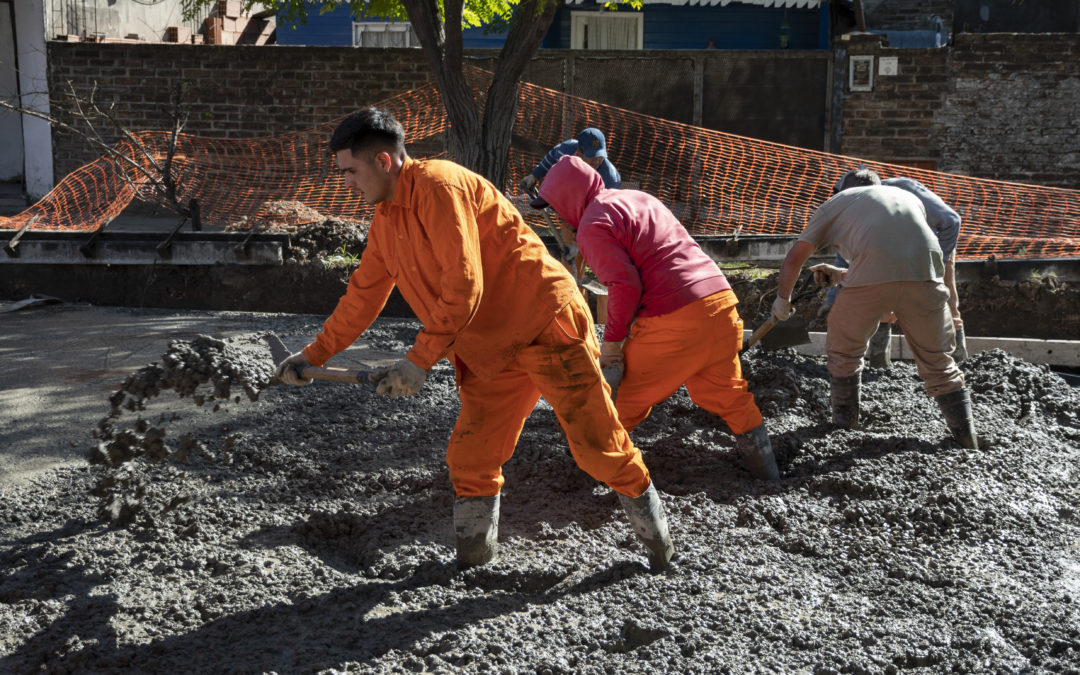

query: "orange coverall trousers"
left=446, top=294, right=652, bottom=499
left=617, top=290, right=764, bottom=436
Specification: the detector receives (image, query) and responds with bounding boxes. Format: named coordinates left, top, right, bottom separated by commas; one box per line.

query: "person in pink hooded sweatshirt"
left=531, top=155, right=779, bottom=480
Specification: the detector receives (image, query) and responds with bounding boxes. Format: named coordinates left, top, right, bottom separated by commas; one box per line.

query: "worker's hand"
left=599, top=340, right=624, bottom=369
left=602, top=364, right=623, bottom=394
left=564, top=243, right=580, bottom=266
left=520, top=174, right=538, bottom=195
left=880, top=311, right=897, bottom=324
left=369, top=358, right=427, bottom=398
left=771, top=296, right=795, bottom=322
left=808, top=263, right=845, bottom=288
left=275, top=352, right=313, bottom=386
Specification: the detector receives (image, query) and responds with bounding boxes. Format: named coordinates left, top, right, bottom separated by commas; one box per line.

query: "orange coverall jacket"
left=303, top=157, right=578, bottom=379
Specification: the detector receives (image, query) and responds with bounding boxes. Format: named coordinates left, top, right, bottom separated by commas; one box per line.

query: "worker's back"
left=799, top=185, right=944, bottom=287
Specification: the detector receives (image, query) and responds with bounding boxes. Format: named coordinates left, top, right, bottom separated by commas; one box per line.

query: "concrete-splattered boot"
left=866, top=323, right=892, bottom=369
left=935, top=388, right=978, bottom=449
left=734, top=423, right=780, bottom=480
left=454, top=495, right=499, bottom=568
left=618, top=483, right=675, bottom=571
left=952, top=327, right=969, bottom=362
left=830, top=374, right=861, bottom=429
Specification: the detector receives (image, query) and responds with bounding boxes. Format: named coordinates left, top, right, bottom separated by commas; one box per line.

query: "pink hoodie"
left=537, top=155, right=730, bottom=342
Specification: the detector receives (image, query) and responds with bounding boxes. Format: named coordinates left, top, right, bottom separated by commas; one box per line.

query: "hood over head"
left=532, top=155, right=605, bottom=229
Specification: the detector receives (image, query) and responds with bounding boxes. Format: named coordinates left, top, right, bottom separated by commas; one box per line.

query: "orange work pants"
left=446, top=294, right=652, bottom=499
left=617, top=290, right=763, bottom=436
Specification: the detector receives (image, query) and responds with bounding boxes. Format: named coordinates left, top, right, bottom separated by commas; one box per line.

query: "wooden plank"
left=743, top=330, right=1080, bottom=368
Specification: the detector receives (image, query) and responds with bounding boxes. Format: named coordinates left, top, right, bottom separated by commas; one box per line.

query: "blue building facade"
left=276, top=1, right=830, bottom=51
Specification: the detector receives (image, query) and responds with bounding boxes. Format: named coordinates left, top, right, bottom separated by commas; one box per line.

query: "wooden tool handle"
left=743, top=314, right=780, bottom=351
left=297, top=365, right=372, bottom=384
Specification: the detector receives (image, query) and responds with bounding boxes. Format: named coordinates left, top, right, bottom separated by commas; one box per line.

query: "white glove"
left=808, top=263, right=845, bottom=288
left=771, top=296, right=795, bottom=322
left=275, top=352, right=313, bottom=386
left=369, top=358, right=428, bottom=398
left=520, top=174, right=538, bottom=194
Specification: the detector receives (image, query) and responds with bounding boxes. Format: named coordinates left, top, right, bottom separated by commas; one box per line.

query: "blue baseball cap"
left=576, top=127, right=607, bottom=159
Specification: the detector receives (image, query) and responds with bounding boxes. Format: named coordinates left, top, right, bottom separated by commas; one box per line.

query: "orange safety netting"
left=3, top=67, right=1079, bottom=261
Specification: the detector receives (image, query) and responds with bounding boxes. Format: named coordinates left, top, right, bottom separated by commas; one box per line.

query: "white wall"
left=15, top=0, right=52, bottom=199
left=0, top=2, right=25, bottom=182
left=46, top=0, right=199, bottom=41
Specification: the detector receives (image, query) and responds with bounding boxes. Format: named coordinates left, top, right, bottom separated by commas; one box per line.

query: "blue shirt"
left=881, top=177, right=961, bottom=259
left=531, top=139, right=621, bottom=189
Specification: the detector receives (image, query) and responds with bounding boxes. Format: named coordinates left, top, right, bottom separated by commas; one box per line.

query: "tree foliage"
left=182, top=0, right=634, bottom=189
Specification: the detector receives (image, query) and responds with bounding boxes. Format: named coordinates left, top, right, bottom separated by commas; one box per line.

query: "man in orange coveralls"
left=274, top=107, right=675, bottom=570
left=531, top=155, right=779, bottom=481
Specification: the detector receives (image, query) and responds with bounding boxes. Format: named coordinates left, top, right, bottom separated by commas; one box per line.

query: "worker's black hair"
left=329, top=106, right=405, bottom=158
left=833, top=168, right=881, bottom=193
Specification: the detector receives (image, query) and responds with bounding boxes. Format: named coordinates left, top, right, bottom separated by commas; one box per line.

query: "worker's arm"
left=303, top=232, right=395, bottom=367
left=944, top=254, right=962, bottom=327
left=531, top=140, right=575, bottom=180
left=405, top=183, right=484, bottom=371
left=777, top=241, right=816, bottom=301
left=575, top=220, right=642, bottom=343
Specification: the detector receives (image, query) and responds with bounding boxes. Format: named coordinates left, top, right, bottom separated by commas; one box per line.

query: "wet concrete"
left=1, top=308, right=1078, bottom=672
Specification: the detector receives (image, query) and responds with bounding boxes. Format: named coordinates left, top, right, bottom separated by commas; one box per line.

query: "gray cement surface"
left=1, top=302, right=1078, bottom=672
left=0, top=300, right=393, bottom=486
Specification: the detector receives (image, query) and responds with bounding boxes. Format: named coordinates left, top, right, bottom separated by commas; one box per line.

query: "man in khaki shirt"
left=772, top=169, right=978, bottom=449
left=274, top=107, right=675, bottom=570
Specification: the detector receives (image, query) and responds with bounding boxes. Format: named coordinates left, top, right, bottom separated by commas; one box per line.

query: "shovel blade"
left=757, top=315, right=811, bottom=351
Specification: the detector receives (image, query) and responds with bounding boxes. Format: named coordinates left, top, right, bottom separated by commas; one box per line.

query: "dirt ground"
left=1, top=221, right=1079, bottom=673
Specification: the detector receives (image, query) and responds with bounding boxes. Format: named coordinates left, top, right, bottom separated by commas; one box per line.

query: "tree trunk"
left=400, top=0, right=562, bottom=191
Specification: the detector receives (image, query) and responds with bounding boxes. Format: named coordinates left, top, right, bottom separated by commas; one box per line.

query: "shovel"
left=742, top=314, right=811, bottom=353
left=264, top=332, right=374, bottom=385
left=740, top=272, right=814, bottom=354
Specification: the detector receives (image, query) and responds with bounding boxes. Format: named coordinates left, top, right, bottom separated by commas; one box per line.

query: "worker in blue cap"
left=520, top=127, right=621, bottom=194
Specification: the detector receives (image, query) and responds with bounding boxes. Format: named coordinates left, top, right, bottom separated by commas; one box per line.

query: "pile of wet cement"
left=1, top=318, right=1078, bottom=672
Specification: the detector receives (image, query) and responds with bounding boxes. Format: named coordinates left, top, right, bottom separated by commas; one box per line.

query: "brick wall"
left=838, top=32, right=1080, bottom=188
left=47, top=36, right=1080, bottom=189
left=863, top=0, right=954, bottom=32
left=47, top=44, right=434, bottom=178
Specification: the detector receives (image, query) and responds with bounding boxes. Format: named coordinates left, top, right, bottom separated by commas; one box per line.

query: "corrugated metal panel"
left=275, top=5, right=354, bottom=46
left=548, top=4, right=824, bottom=50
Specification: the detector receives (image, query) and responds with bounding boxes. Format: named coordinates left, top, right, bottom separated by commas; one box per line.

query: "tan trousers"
left=828, top=280, right=964, bottom=397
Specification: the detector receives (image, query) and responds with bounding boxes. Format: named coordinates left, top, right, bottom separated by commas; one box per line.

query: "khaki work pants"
left=617, top=290, right=764, bottom=436
left=828, top=280, right=964, bottom=397
left=446, top=294, right=651, bottom=499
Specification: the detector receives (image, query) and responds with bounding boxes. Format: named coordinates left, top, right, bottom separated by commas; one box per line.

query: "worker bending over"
left=773, top=169, right=978, bottom=448
left=274, top=108, right=675, bottom=571
left=520, top=127, right=621, bottom=194
left=532, top=155, right=779, bottom=481
left=817, top=170, right=968, bottom=366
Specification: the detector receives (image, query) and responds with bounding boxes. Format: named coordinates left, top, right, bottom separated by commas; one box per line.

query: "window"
left=352, top=21, right=419, bottom=48
left=571, top=11, right=643, bottom=50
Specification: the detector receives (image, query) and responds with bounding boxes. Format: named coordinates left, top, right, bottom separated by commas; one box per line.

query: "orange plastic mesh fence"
left=3, top=67, right=1079, bottom=261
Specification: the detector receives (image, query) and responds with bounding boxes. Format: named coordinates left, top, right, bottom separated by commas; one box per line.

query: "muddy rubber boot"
left=952, top=328, right=969, bottom=363
left=866, top=323, right=892, bottom=369
left=617, top=483, right=675, bottom=571
left=734, top=424, right=780, bottom=481
left=935, top=388, right=978, bottom=449
left=830, top=374, right=861, bottom=429
left=454, top=495, right=499, bottom=568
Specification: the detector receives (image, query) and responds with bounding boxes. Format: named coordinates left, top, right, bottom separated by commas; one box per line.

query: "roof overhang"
left=568, top=0, right=822, bottom=7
